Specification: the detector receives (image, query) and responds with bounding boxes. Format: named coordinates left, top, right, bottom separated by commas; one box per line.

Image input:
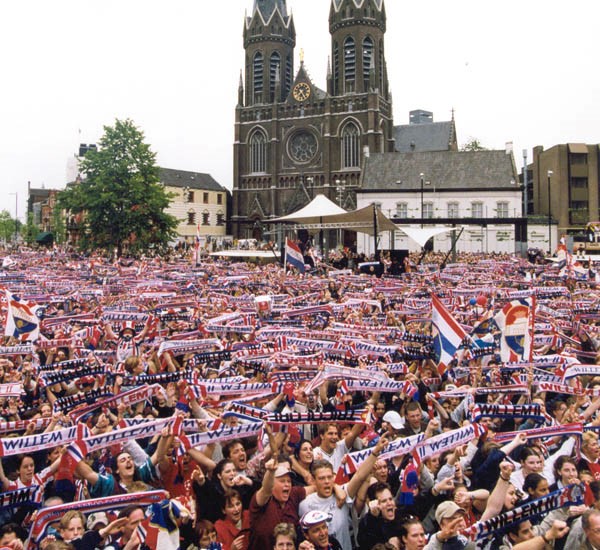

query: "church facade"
left=231, top=0, right=396, bottom=243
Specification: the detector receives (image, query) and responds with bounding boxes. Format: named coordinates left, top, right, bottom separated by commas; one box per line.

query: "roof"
left=361, top=150, right=518, bottom=191
left=272, top=194, right=346, bottom=223
left=254, top=0, right=288, bottom=19
left=159, top=168, right=225, bottom=192
left=393, top=121, right=455, bottom=153
left=272, top=195, right=396, bottom=235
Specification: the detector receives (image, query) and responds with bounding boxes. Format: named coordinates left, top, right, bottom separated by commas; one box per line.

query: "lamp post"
left=336, top=181, right=344, bottom=248
left=419, top=173, right=424, bottom=228
left=547, top=170, right=553, bottom=254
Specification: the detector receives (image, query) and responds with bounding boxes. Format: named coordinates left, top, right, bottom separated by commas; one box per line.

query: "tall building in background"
left=531, top=144, right=600, bottom=234
left=232, top=0, right=395, bottom=244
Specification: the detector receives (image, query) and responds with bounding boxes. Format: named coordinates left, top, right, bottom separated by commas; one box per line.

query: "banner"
left=471, top=403, right=545, bottom=423
left=0, top=485, right=40, bottom=511
left=492, top=423, right=583, bottom=444
left=413, top=423, right=486, bottom=464
left=26, top=490, right=168, bottom=548
left=463, top=484, right=583, bottom=541
left=339, top=432, right=426, bottom=479
left=0, top=382, right=23, bottom=397
left=69, top=384, right=165, bottom=422
left=0, top=425, right=83, bottom=457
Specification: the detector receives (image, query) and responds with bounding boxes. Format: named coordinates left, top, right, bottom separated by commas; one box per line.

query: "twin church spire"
left=242, top=0, right=388, bottom=106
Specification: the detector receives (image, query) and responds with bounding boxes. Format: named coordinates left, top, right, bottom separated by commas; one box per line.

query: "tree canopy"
left=460, top=138, right=488, bottom=151
left=58, top=119, right=178, bottom=256
left=0, top=210, right=19, bottom=243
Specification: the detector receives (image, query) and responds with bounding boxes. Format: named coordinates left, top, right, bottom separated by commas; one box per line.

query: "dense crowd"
left=0, top=246, right=599, bottom=550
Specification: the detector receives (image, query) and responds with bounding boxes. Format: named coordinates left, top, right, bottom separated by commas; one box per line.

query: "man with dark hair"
left=399, top=402, right=429, bottom=437
left=0, top=523, right=26, bottom=550
left=223, top=439, right=248, bottom=474
left=313, top=422, right=363, bottom=471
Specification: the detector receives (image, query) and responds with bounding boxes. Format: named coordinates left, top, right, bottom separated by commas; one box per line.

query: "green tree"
left=21, top=213, right=39, bottom=246
left=0, top=210, right=15, bottom=243
left=58, top=118, right=178, bottom=257
left=51, top=207, right=66, bottom=245
left=460, top=138, right=488, bottom=151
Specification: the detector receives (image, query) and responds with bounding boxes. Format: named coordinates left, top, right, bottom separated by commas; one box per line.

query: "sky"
left=1, top=0, right=599, bottom=223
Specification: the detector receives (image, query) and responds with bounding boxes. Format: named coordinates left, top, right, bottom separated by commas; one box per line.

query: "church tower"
left=243, top=0, right=295, bottom=105
left=232, top=0, right=395, bottom=245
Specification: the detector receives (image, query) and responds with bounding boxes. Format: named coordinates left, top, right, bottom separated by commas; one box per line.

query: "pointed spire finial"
left=299, top=48, right=304, bottom=64
left=451, top=107, right=455, bottom=121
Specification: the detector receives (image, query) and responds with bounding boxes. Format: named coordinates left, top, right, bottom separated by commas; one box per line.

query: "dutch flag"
left=431, top=294, right=468, bottom=376
left=285, top=238, right=305, bottom=273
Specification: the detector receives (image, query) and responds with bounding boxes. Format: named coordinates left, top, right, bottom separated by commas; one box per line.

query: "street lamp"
left=420, top=173, right=424, bottom=228
left=335, top=180, right=345, bottom=248
left=547, top=170, right=553, bottom=254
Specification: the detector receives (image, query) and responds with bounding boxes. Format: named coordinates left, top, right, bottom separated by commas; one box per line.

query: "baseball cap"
left=274, top=462, right=292, bottom=478
left=382, top=410, right=404, bottom=430
left=435, top=501, right=466, bottom=525
left=87, top=511, right=109, bottom=530
left=300, top=510, right=333, bottom=530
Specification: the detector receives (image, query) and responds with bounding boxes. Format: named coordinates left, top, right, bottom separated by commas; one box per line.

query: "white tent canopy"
left=272, top=196, right=397, bottom=236
left=397, top=226, right=460, bottom=248
left=271, top=194, right=346, bottom=224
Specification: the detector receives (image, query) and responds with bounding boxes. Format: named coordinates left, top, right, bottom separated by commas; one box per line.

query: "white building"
left=356, top=149, right=533, bottom=256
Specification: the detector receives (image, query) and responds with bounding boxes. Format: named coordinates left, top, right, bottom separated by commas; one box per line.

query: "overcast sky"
left=1, top=0, right=598, bottom=222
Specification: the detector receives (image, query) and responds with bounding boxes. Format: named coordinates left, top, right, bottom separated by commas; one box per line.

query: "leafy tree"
left=58, top=119, right=178, bottom=257
left=460, top=138, right=488, bottom=151
left=51, top=206, right=66, bottom=245
left=21, top=213, right=39, bottom=246
left=0, top=210, right=15, bottom=243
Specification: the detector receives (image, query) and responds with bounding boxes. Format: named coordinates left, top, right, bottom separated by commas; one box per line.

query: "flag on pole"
left=285, top=238, right=305, bottom=273
left=431, top=294, right=468, bottom=376
left=3, top=290, right=42, bottom=341
left=194, top=224, right=201, bottom=265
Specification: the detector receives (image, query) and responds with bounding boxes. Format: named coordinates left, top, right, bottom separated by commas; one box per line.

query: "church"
left=231, top=0, right=396, bottom=244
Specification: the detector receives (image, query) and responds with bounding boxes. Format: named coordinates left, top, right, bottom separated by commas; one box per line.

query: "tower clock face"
left=292, top=82, right=311, bottom=102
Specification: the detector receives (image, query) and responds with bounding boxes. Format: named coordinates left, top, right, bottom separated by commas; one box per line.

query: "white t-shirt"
left=313, top=439, right=349, bottom=472
left=299, top=489, right=354, bottom=550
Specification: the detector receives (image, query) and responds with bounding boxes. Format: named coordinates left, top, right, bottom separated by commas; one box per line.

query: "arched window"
left=249, top=130, right=267, bottom=174
left=269, top=52, right=281, bottom=101
left=344, top=37, right=355, bottom=91
left=253, top=52, right=264, bottom=102
left=333, top=41, right=340, bottom=95
left=362, top=37, right=373, bottom=89
left=341, top=122, right=360, bottom=168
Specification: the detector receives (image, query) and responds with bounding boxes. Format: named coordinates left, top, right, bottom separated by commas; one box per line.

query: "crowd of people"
left=0, top=245, right=599, bottom=550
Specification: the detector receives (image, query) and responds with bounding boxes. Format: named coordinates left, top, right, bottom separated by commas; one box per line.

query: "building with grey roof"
left=393, top=109, right=458, bottom=153
left=159, top=168, right=230, bottom=245
left=356, top=148, right=530, bottom=255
